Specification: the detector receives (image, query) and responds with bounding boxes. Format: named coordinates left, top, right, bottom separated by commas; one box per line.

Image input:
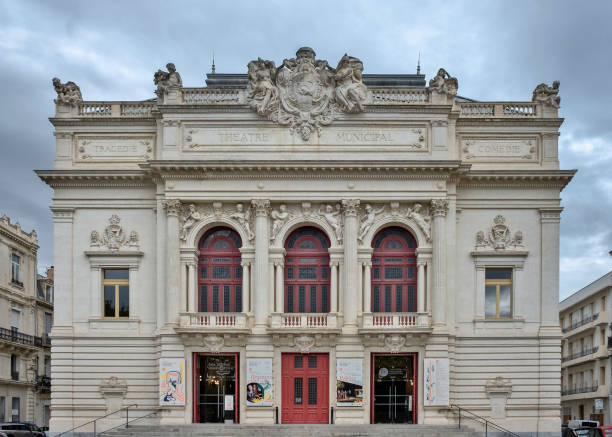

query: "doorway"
left=193, top=353, right=238, bottom=423
left=281, top=353, right=329, bottom=424
left=371, top=354, right=417, bottom=424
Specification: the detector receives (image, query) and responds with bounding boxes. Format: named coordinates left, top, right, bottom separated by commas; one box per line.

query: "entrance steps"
left=102, top=424, right=474, bottom=437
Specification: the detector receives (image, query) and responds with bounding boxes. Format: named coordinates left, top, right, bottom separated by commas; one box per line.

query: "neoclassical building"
left=38, top=47, right=573, bottom=434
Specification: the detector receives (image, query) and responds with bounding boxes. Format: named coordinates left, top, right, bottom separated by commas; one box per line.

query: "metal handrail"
left=450, top=404, right=522, bottom=437
left=56, top=403, right=137, bottom=437
left=562, top=313, right=599, bottom=333
left=96, top=410, right=158, bottom=436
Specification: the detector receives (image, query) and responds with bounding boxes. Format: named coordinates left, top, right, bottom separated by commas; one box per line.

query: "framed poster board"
left=423, top=358, right=449, bottom=406
left=246, top=358, right=273, bottom=406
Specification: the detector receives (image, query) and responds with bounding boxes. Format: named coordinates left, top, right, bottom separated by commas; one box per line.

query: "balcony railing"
left=179, top=312, right=248, bottom=329
left=562, top=346, right=599, bottom=362
left=562, top=313, right=599, bottom=333
left=562, top=383, right=599, bottom=396
left=35, top=375, right=51, bottom=393
left=11, top=370, right=19, bottom=381
left=361, top=312, right=431, bottom=330
left=270, top=313, right=339, bottom=329
left=0, top=327, right=45, bottom=348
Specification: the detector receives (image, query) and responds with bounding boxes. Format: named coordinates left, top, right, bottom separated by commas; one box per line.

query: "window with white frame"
left=103, top=269, right=130, bottom=318
left=485, top=268, right=512, bottom=318
left=10, top=309, right=20, bottom=331
left=11, top=254, right=21, bottom=285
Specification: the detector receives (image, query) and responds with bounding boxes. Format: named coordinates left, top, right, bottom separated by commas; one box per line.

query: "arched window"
left=284, top=227, right=330, bottom=313
left=371, top=227, right=417, bottom=313
left=198, top=227, right=242, bottom=312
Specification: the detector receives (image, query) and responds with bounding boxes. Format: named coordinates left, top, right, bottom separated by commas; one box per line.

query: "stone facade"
left=38, top=47, right=573, bottom=435
left=559, top=271, right=612, bottom=425
left=0, top=215, right=53, bottom=426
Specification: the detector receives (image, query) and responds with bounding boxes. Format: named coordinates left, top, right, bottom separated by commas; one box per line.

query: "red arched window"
left=198, top=227, right=242, bottom=313
left=284, top=227, right=330, bottom=313
left=371, top=227, right=417, bottom=313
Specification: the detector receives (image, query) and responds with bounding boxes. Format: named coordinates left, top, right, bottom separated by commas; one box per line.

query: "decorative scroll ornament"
left=246, top=47, right=367, bottom=141
left=90, top=215, right=139, bottom=251
left=384, top=334, right=406, bottom=353
left=154, top=62, right=182, bottom=97
left=52, top=77, right=82, bottom=106
left=294, top=335, right=315, bottom=353
left=202, top=334, right=224, bottom=352
left=428, top=68, right=458, bottom=98
left=475, top=215, right=524, bottom=250
left=532, top=81, right=560, bottom=108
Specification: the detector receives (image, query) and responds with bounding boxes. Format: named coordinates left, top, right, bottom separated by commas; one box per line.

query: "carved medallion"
left=294, top=335, right=315, bottom=353
left=384, top=335, right=406, bottom=353
left=475, top=215, right=523, bottom=250
left=90, top=215, right=139, bottom=251
left=202, top=334, right=224, bottom=352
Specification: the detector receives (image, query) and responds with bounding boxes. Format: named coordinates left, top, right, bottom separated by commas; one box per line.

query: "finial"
left=211, top=50, right=216, bottom=74
left=417, top=52, right=421, bottom=75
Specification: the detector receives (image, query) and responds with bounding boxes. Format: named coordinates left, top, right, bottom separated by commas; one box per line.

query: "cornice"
left=49, top=118, right=157, bottom=127
left=456, top=118, right=564, bottom=128
left=0, top=227, right=38, bottom=253
left=36, top=170, right=153, bottom=188
left=458, top=169, right=576, bottom=190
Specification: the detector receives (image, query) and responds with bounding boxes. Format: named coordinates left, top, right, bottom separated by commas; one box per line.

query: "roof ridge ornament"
left=246, top=47, right=367, bottom=140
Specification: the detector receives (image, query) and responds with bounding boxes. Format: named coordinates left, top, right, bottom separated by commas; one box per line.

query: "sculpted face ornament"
left=246, top=47, right=367, bottom=140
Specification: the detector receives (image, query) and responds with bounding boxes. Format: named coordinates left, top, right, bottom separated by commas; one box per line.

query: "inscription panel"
left=461, top=137, right=538, bottom=162
left=183, top=126, right=428, bottom=150
left=74, top=135, right=154, bottom=162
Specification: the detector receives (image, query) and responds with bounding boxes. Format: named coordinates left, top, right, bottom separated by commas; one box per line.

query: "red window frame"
left=371, top=227, right=417, bottom=313
left=284, top=227, right=331, bottom=313
left=198, top=227, right=243, bottom=313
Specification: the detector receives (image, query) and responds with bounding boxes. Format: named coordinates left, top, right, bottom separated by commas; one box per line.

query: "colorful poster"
left=159, top=358, right=185, bottom=406
left=424, top=358, right=449, bottom=406
left=246, top=358, right=273, bottom=406
left=336, top=358, right=363, bottom=406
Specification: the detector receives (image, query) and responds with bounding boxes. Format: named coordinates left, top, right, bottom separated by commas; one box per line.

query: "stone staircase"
left=101, top=424, right=474, bottom=437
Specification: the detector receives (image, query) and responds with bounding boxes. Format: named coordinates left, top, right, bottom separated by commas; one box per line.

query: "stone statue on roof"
left=532, top=81, right=560, bottom=108
left=52, top=77, right=82, bottom=106
left=154, top=63, right=182, bottom=97
left=429, top=68, right=458, bottom=98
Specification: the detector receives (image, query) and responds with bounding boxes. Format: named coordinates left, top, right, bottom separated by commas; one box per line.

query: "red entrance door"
left=281, top=353, right=329, bottom=424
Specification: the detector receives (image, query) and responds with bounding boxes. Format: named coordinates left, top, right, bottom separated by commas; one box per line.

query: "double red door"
left=281, top=353, right=329, bottom=424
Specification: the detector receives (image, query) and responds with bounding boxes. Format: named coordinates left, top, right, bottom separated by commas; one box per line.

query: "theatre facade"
left=38, top=48, right=573, bottom=434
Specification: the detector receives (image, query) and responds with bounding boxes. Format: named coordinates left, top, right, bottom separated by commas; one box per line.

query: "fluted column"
left=330, top=261, right=339, bottom=313
left=187, top=263, right=196, bottom=312
left=342, top=199, right=360, bottom=327
left=252, top=200, right=270, bottom=328
left=430, top=199, right=448, bottom=326
left=363, top=262, right=372, bottom=313
left=163, top=199, right=182, bottom=325
left=417, top=262, right=425, bottom=313
left=275, top=261, right=284, bottom=313
left=241, top=261, right=250, bottom=313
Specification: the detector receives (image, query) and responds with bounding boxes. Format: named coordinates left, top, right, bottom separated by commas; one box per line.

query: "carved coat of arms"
left=246, top=47, right=367, bottom=140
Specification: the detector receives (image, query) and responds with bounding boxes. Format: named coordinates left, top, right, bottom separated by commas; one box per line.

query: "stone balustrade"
left=179, top=312, right=248, bottom=329
left=182, top=88, right=242, bottom=104
left=75, top=102, right=156, bottom=118
left=361, top=312, right=431, bottom=330
left=459, top=102, right=537, bottom=118
left=270, top=312, right=339, bottom=330
left=368, top=88, right=429, bottom=104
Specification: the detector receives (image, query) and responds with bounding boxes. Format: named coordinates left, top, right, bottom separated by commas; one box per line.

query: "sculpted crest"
left=246, top=47, right=367, bottom=140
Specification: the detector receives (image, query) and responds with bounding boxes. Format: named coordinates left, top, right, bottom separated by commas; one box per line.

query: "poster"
left=424, top=358, right=449, bottom=406
left=336, top=358, right=363, bottom=406
left=246, top=358, right=273, bottom=406
left=159, top=358, right=185, bottom=406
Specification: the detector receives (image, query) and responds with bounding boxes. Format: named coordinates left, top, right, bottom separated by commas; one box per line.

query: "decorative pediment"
left=475, top=215, right=523, bottom=251
left=90, top=215, right=139, bottom=251
left=246, top=47, right=367, bottom=140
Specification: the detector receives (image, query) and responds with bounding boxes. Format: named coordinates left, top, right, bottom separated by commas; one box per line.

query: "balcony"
left=0, top=327, right=43, bottom=351
left=359, top=312, right=432, bottom=334
left=269, top=313, right=340, bottom=332
left=562, top=346, right=599, bottom=363
left=35, top=375, right=51, bottom=393
left=176, top=312, right=250, bottom=335
left=11, top=370, right=19, bottom=381
left=562, top=312, right=608, bottom=339
left=561, top=383, right=608, bottom=401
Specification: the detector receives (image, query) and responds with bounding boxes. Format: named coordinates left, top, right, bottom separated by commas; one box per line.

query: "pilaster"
left=163, top=199, right=181, bottom=326
left=430, top=199, right=448, bottom=328
left=252, top=199, right=270, bottom=330
left=341, top=199, right=359, bottom=330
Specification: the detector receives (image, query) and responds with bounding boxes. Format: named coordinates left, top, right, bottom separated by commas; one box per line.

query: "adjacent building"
left=560, top=271, right=612, bottom=424
left=0, top=215, right=53, bottom=426
left=38, top=47, right=574, bottom=435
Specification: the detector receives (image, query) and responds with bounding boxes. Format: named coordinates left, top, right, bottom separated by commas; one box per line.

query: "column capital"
left=162, top=199, right=182, bottom=216
left=430, top=199, right=449, bottom=217
left=362, top=261, right=372, bottom=268
left=330, top=260, right=340, bottom=267
left=251, top=199, right=270, bottom=217
left=341, top=199, right=360, bottom=217
left=274, top=261, right=284, bottom=267
left=417, top=261, right=426, bottom=268
left=241, top=260, right=252, bottom=267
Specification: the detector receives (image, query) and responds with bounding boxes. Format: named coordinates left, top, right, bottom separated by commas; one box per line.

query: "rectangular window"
left=407, top=285, right=415, bottom=312
left=235, top=285, right=242, bottom=312
left=287, top=266, right=294, bottom=280
left=298, top=286, right=306, bottom=312
left=200, top=285, right=208, bottom=312
left=11, top=254, right=21, bottom=284
left=287, top=285, right=294, bottom=312
left=321, top=266, right=329, bottom=280
left=11, top=397, right=19, bottom=422
left=10, top=355, right=18, bottom=380
left=294, top=355, right=303, bottom=368
left=310, top=285, right=317, bottom=313
left=102, top=269, right=129, bottom=318
left=44, top=357, right=51, bottom=377
left=235, top=266, right=242, bottom=280
left=45, top=313, right=52, bottom=335
left=200, top=266, right=207, bottom=279
left=223, top=285, right=230, bottom=312
left=485, top=268, right=512, bottom=318
left=384, top=266, right=403, bottom=280
left=308, top=355, right=317, bottom=369
left=601, top=366, right=606, bottom=385
left=385, top=285, right=392, bottom=312
left=396, top=285, right=403, bottom=312
left=321, top=285, right=329, bottom=313
left=212, top=285, right=220, bottom=312
left=373, top=266, right=380, bottom=280
left=373, top=285, right=380, bottom=312
left=10, top=309, right=20, bottom=330
left=407, top=265, right=415, bottom=279
left=212, top=266, right=230, bottom=279
left=0, top=396, right=4, bottom=422
left=308, top=378, right=317, bottom=405
left=294, top=378, right=303, bottom=404
left=299, top=267, right=317, bottom=279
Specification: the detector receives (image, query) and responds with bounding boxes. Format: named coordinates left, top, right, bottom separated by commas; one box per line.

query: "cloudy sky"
left=1, top=0, right=610, bottom=299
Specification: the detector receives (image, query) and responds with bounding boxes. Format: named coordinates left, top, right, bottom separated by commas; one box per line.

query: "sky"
left=0, top=0, right=610, bottom=300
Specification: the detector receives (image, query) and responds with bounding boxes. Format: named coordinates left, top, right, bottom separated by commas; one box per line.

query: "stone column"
left=179, top=263, right=187, bottom=313
left=252, top=200, right=270, bottom=328
left=330, top=261, right=339, bottom=313
left=275, top=261, right=284, bottom=313
left=342, top=199, right=360, bottom=328
left=430, top=199, right=448, bottom=326
left=417, top=262, right=426, bottom=313
left=187, top=263, right=196, bottom=312
left=163, top=199, right=181, bottom=325
left=241, top=261, right=250, bottom=313
left=268, top=262, right=275, bottom=314
left=363, top=262, right=372, bottom=313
